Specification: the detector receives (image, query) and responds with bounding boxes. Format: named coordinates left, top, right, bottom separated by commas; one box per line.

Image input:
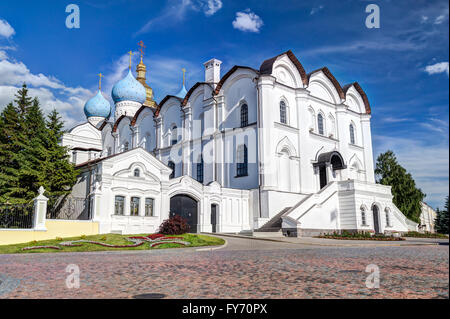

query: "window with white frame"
left=385, top=208, right=391, bottom=227
left=168, top=161, right=175, bottom=179
left=240, top=104, right=248, bottom=127
left=130, top=197, right=140, bottom=216
left=114, top=196, right=125, bottom=215
left=236, top=144, right=248, bottom=177
left=317, top=113, right=324, bottom=135
left=349, top=123, right=356, bottom=144
left=134, top=168, right=140, bottom=177
left=280, top=101, right=287, bottom=124
left=171, top=125, right=178, bottom=146
left=145, top=198, right=154, bottom=216
left=361, top=207, right=367, bottom=226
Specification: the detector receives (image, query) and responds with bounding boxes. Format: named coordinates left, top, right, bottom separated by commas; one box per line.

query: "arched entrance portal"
left=372, top=205, right=380, bottom=234
left=314, top=151, right=347, bottom=189
left=170, top=195, right=198, bottom=233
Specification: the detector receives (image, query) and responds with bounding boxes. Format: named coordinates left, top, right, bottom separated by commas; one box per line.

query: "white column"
left=33, top=186, right=48, bottom=231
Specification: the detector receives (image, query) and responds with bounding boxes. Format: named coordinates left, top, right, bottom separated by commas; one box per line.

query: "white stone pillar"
left=33, top=186, right=48, bottom=231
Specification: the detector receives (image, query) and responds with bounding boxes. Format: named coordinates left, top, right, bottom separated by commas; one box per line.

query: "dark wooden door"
left=211, top=204, right=217, bottom=233
left=372, top=206, right=380, bottom=234
left=170, top=195, right=198, bottom=233
left=319, top=166, right=327, bottom=189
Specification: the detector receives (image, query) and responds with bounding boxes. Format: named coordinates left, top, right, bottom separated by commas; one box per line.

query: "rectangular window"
left=237, top=145, right=248, bottom=177
left=145, top=198, right=154, bottom=216
left=130, top=197, right=140, bottom=216
left=114, top=196, right=125, bottom=215
left=197, top=158, right=204, bottom=183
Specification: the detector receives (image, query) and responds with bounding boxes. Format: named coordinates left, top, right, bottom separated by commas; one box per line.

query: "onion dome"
left=111, top=70, right=147, bottom=104
left=84, top=90, right=111, bottom=119
left=175, top=68, right=188, bottom=98
left=175, top=84, right=187, bottom=98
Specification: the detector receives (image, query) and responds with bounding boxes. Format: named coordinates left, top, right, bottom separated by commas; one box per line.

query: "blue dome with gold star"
left=84, top=90, right=111, bottom=119
left=111, top=70, right=146, bottom=104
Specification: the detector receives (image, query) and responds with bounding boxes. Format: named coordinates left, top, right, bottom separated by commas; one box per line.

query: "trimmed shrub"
left=159, top=215, right=190, bottom=235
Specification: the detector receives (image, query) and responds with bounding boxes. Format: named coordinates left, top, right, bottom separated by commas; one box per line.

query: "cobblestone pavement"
left=0, top=237, right=448, bottom=299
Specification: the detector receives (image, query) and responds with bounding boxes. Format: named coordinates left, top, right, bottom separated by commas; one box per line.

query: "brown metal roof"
left=259, top=50, right=308, bottom=86
left=213, top=66, right=259, bottom=95
left=307, top=67, right=345, bottom=100
left=342, top=82, right=371, bottom=114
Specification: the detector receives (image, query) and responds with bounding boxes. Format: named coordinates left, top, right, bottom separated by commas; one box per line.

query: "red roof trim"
left=112, top=115, right=128, bottom=133
left=343, top=82, right=371, bottom=114
left=259, top=50, right=308, bottom=86
left=307, top=67, right=345, bottom=100
left=213, top=66, right=259, bottom=95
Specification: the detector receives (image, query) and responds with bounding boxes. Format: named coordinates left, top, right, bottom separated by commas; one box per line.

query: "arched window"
left=280, top=101, right=287, bottom=124
left=134, top=168, right=140, bottom=177
left=317, top=113, right=324, bottom=135
left=168, top=161, right=175, bottom=179
left=237, top=144, right=248, bottom=177
left=361, top=207, right=367, bottom=226
left=171, top=126, right=178, bottom=146
left=385, top=208, right=391, bottom=227
left=240, top=104, right=248, bottom=127
left=349, top=124, right=356, bottom=144
left=197, top=156, right=204, bottom=183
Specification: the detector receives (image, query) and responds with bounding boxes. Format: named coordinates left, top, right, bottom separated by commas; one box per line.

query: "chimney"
left=203, top=58, right=222, bottom=87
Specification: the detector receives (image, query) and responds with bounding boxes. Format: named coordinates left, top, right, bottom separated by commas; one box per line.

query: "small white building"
left=61, top=50, right=418, bottom=236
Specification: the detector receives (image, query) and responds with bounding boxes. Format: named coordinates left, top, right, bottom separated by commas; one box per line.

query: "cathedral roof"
left=111, top=70, right=147, bottom=104
left=84, top=90, right=111, bottom=119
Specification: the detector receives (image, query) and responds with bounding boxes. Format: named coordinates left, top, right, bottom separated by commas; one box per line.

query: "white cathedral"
left=62, top=49, right=418, bottom=236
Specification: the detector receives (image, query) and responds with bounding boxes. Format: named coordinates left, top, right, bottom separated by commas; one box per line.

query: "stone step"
left=252, top=230, right=284, bottom=238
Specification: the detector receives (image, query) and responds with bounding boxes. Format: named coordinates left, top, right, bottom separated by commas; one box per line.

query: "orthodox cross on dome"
left=97, top=73, right=104, bottom=90
left=137, top=40, right=146, bottom=61
left=182, top=68, right=186, bottom=86
left=128, top=51, right=134, bottom=70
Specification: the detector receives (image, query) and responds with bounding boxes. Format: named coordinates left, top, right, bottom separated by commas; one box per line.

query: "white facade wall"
left=62, top=50, right=418, bottom=236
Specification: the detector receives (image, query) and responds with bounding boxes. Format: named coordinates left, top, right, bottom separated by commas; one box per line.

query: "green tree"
left=43, top=109, right=78, bottom=200
left=0, top=103, right=25, bottom=203
left=375, top=150, right=425, bottom=223
left=0, top=85, right=78, bottom=204
left=435, top=196, right=449, bottom=234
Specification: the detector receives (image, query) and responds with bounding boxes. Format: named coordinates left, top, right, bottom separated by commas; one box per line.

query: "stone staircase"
left=253, top=207, right=292, bottom=237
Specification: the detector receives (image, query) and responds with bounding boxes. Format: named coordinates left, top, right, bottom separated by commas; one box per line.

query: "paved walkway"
left=0, top=235, right=448, bottom=299
left=214, top=233, right=449, bottom=247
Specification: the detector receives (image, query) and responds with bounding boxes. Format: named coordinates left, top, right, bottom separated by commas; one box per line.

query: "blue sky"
left=0, top=0, right=448, bottom=208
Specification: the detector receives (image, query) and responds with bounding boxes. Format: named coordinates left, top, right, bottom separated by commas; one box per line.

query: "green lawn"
left=0, top=233, right=225, bottom=254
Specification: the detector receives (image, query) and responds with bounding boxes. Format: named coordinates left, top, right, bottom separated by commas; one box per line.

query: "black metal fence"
left=0, top=202, right=34, bottom=229
left=47, top=195, right=90, bottom=220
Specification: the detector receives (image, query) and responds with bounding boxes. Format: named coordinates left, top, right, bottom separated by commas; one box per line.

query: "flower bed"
left=402, top=231, right=449, bottom=239
left=316, top=231, right=405, bottom=241
left=22, top=234, right=190, bottom=251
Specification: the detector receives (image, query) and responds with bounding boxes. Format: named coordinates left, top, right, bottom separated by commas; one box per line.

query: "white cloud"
left=232, top=9, right=263, bottom=33
left=203, top=0, right=222, bottom=16
left=136, top=0, right=222, bottom=35
left=420, top=15, right=429, bottom=23
left=0, top=50, right=7, bottom=60
left=424, top=62, right=449, bottom=76
left=0, top=19, right=15, bottom=39
left=0, top=54, right=93, bottom=129
left=434, top=7, right=449, bottom=24
left=310, top=5, right=324, bottom=15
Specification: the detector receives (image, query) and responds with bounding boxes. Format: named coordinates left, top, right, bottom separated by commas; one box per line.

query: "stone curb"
left=204, top=233, right=442, bottom=247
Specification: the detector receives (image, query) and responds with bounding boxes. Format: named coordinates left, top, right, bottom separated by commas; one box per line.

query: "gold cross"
left=98, top=73, right=104, bottom=90
left=128, top=51, right=134, bottom=69
left=137, top=40, right=146, bottom=60
left=182, top=68, right=186, bottom=86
